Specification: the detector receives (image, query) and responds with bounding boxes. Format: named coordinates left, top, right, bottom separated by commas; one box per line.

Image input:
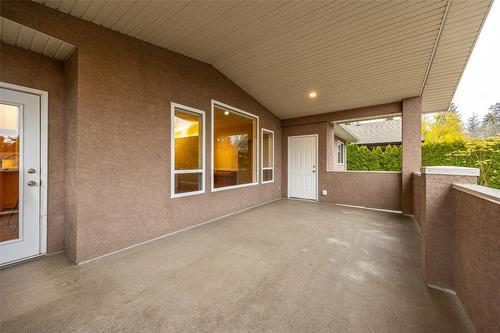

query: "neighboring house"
left=342, top=118, right=403, bottom=149
left=331, top=118, right=402, bottom=170
left=330, top=123, right=358, bottom=171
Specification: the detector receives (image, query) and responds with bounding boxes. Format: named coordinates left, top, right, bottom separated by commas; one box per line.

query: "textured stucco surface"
left=0, top=43, right=66, bottom=252
left=1, top=1, right=282, bottom=262
left=323, top=172, right=401, bottom=210
left=414, top=173, right=477, bottom=288
left=411, top=173, right=499, bottom=333
left=412, top=173, right=424, bottom=227
left=63, top=51, right=78, bottom=260
left=0, top=200, right=473, bottom=333
left=453, top=189, right=500, bottom=333
left=401, top=97, right=422, bottom=214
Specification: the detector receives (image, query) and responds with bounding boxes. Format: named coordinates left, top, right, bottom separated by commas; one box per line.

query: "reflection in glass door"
left=0, top=104, right=20, bottom=242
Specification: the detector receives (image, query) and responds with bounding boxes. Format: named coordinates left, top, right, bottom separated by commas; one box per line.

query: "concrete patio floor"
left=1, top=199, right=473, bottom=332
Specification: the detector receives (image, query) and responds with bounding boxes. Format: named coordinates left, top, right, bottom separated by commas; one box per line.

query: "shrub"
left=346, top=144, right=401, bottom=171
left=346, top=137, right=500, bottom=189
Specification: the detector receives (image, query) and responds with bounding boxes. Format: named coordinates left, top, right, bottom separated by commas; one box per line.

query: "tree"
left=447, top=135, right=500, bottom=187
left=423, top=111, right=465, bottom=143
left=482, top=102, right=500, bottom=137
left=466, top=113, right=482, bottom=138
left=448, top=102, right=459, bottom=114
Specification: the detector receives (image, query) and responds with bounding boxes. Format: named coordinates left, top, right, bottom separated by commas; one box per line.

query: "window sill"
left=171, top=189, right=205, bottom=199
left=211, top=182, right=259, bottom=192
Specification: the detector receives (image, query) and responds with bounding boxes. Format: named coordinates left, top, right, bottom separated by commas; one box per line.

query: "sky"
left=451, top=0, right=500, bottom=121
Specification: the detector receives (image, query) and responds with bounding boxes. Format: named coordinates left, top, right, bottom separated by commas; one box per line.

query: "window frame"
left=337, top=140, right=345, bottom=164
left=261, top=128, right=274, bottom=184
left=211, top=99, right=259, bottom=192
left=170, top=102, right=206, bottom=198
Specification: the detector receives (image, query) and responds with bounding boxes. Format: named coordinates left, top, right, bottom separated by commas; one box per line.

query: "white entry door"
left=0, top=87, right=43, bottom=265
left=288, top=135, right=318, bottom=200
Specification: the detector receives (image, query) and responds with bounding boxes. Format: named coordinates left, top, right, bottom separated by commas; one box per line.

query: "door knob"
left=27, top=168, right=36, bottom=174
left=312, top=170, right=316, bottom=173
left=27, top=181, right=37, bottom=186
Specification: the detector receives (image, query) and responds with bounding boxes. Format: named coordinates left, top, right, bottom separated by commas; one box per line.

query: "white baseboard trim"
left=77, top=197, right=282, bottom=265
left=334, top=203, right=402, bottom=214
left=427, top=283, right=456, bottom=295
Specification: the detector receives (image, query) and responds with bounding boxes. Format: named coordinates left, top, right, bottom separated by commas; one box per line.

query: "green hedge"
left=346, top=144, right=401, bottom=171
left=346, top=141, right=500, bottom=189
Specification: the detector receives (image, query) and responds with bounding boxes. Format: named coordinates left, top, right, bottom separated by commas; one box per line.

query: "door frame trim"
left=1, top=81, right=48, bottom=256
left=287, top=134, right=319, bottom=201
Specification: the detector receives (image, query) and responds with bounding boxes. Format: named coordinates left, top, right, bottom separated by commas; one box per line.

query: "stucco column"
left=401, top=97, right=422, bottom=214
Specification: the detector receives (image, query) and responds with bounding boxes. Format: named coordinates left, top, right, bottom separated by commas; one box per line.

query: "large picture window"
left=262, top=129, right=274, bottom=183
left=171, top=103, right=205, bottom=198
left=212, top=101, right=258, bottom=191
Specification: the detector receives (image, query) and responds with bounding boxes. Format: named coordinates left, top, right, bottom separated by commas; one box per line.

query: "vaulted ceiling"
left=32, top=0, right=492, bottom=119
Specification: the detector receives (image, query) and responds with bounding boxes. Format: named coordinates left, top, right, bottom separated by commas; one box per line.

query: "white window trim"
left=261, top=128, right=274, bottom=184
left=170, top=102, right=206, bottom=198
left=211, top=99, right=259, bottom=192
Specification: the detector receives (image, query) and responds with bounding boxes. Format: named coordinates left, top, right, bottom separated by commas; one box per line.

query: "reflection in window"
left=213, top=103, right=258, bottom=189
left=262, top=129, right=274, bottom=183
left=0, top=104, right=20, bottom=241
left=171, top=104, right=205, bottom=197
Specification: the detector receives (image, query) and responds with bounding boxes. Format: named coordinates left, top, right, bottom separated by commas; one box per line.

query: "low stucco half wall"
left=322, top=171, right=401, bottom=210
left=452, top=185, right=500, bottom=333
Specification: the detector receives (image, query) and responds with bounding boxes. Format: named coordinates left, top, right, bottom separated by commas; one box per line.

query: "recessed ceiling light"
left=309, top=91, right=317, bottom=98
left=224, top=111, right=230, bottom=116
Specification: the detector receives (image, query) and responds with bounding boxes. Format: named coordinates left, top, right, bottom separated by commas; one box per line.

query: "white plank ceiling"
left=0, top=17, right=76, bottom=61
left=32, top=0, right=492, bottom=118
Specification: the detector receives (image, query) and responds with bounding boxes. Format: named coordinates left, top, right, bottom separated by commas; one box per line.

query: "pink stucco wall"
left=412, top=172, right=499, bottom=333
left=452, top=188, right=500, bottom=333
left=282, top=110, right=402, bottom=211
left=2, top=1, right=282, bottom=262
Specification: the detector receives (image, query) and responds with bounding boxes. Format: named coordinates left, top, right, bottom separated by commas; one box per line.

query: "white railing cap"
left=420, top=166, right=480, bottom=177
left=452, top=183, right=500, bottom=204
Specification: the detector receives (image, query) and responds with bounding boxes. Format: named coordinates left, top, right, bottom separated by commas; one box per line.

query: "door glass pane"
left=213, top=105, right=256, bottom=188
left=263, top=132, right=273, bottom=168
left=174, top=109, right=202, bottom=170
left=175, top=173, right=202, bottom=194
left=0, top=104, right=20, bottom=242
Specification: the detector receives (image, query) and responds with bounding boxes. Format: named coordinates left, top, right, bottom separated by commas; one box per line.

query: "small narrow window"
left=262, top=129, right=274, bottom=183
left=171, top=103, right=205, bottom=198
left=337, top=141, right=345, bottom=164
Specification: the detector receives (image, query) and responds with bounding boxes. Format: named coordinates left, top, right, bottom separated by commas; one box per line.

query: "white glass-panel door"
left=0, top=88, right=41, bottom=265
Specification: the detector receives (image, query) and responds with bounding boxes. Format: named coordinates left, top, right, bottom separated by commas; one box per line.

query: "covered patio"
left=0, top=1, right=498, bottom=332
left=1, top=200, right=473, bottom=333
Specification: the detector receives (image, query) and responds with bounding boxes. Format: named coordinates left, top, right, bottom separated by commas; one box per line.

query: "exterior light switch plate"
left=322, top=190, right=327, bottom=196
